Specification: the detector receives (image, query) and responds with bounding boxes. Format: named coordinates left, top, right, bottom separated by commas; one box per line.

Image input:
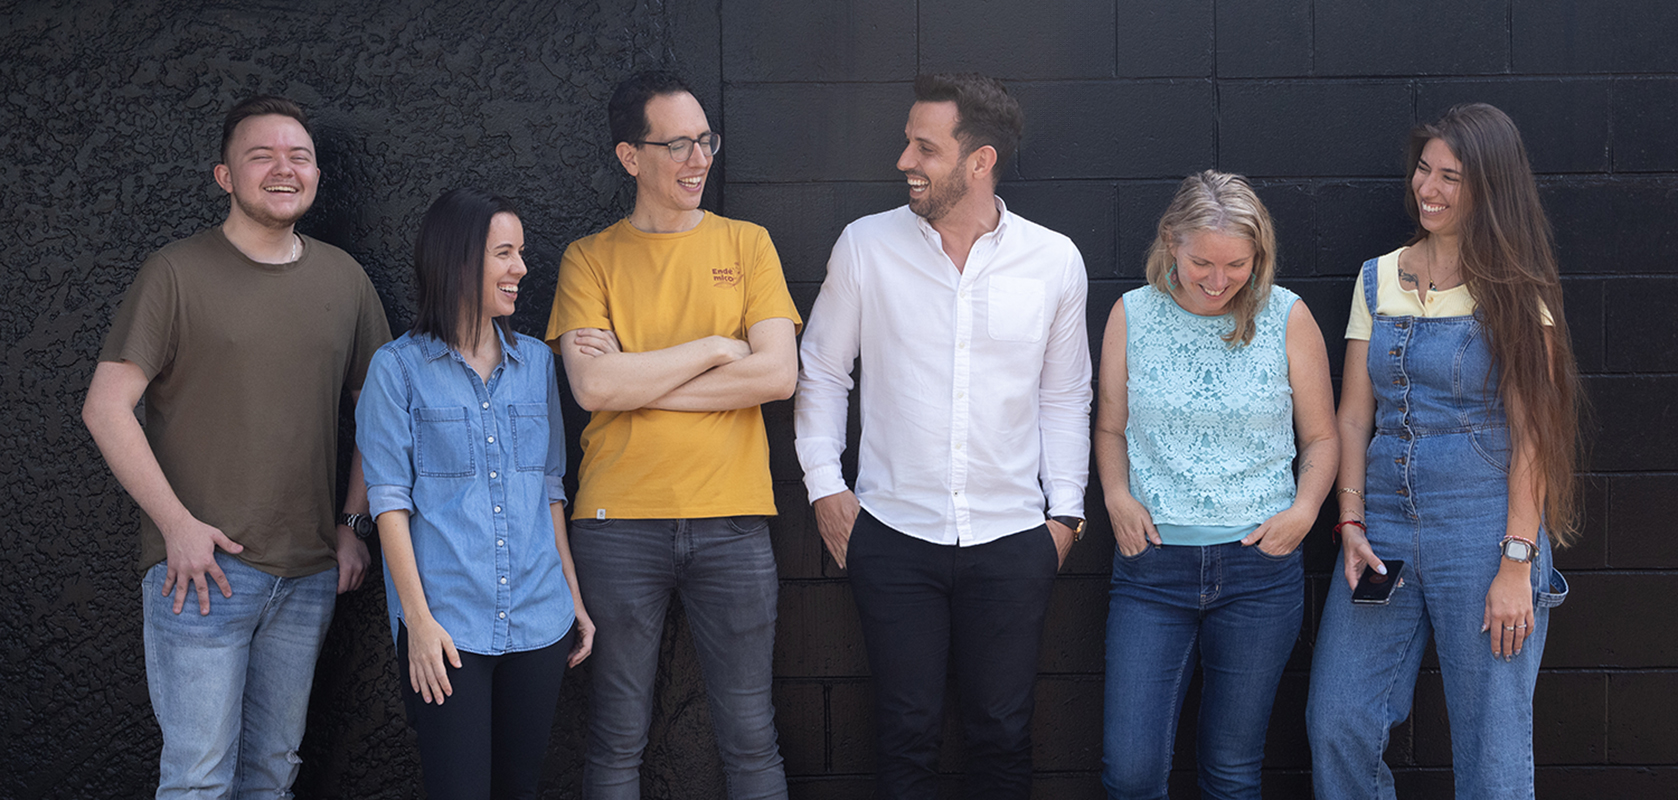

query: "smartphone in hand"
left=1351, top=560, right=1406, bottom=605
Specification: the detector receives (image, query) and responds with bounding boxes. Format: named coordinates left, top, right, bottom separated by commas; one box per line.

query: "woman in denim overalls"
left=1307, top=104, right=1583, bottom=799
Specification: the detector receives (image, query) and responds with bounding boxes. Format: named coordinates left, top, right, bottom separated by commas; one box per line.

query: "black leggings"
left=397, top=623, right=573, bottom=800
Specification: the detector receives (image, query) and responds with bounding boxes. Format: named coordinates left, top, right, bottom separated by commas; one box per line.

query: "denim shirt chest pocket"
left=414, top=406, right=475, bottom=477
left=509, top=403, right=548, bottom=472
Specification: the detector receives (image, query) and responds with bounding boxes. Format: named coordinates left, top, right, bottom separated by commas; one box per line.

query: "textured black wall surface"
left=5, top=0, right=1676, bottom=798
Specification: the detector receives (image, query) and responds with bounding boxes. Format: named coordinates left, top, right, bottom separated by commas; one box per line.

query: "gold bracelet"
left=1338, top=487, right=1365, bottom=498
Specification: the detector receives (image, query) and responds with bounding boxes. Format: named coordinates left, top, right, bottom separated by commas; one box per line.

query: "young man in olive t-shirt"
left=82, top=95, right=389, bottom=798
left=546, top=71, right=799, bottom=799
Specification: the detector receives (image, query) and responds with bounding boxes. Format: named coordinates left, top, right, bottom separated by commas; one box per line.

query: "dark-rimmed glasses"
left=633, top=133, right=721, bottom=162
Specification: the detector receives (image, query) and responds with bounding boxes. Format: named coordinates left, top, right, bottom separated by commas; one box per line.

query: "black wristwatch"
left=1051, top=515, right=1087, bottom=542
left=339, top=512, right=376, bottom=540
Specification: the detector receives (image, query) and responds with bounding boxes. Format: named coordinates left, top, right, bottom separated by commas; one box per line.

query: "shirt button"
left=487, top=435, right=495, bottom=443
left=481, top=402, right=490, bottom=409
left=497, top=539, right=505, bottom=546
left=494, top=505, right=502, bottom=513
left=498, top=612, right=506, bottom=619
left=500, top=576, right=507, bottom=585
left=489, top=471, right=498, bottom=479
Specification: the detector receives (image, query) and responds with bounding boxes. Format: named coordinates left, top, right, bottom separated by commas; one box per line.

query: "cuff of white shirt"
left=546, top=474, right=567, bottom=507
left=803, top=464, right=849, bottom=505
left=1045, top=484, right=1085, bottom=520
left=368, top=484, right=414, bottom=519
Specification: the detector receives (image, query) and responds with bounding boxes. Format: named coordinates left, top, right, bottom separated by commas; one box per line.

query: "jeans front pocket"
left=414, top=406, right=474, bottom=477
left=509, top=402, right=549, bottom=472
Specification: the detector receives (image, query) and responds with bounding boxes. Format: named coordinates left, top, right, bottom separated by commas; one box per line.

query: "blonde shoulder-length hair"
left=1143, top=170, right=1279, bottom=346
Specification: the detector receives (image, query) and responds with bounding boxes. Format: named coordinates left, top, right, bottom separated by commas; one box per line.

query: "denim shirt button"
left=494, top=506, right=502, bottom=513
left=490, top=471, right=498, bottom=479
left=481, top=401, right=489, bottom=409
left=498, top=612, right=506, bottom=619
left=486, top=435, right=495, bottom=443
left=497, top=539, right=505, bottom=546
left=500, top=576, right=507, bottom=585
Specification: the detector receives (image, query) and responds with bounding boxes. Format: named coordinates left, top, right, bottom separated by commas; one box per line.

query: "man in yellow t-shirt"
left=546, top=71, right=800, bottom=800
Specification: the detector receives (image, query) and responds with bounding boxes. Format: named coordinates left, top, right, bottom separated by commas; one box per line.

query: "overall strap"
left=1360, top=256, right=1381, bottom=317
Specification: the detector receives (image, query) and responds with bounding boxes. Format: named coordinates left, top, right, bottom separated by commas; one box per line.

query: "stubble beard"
left=910, top=171, right=970, bottom=223
left=233, top=190, right=310, bottom=230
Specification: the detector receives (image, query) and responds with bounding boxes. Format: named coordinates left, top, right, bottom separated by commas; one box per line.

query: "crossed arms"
left=555, top=317, right=797, bottom=413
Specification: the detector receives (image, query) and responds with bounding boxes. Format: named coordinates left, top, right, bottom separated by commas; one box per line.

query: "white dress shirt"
left=795, top=200, right=1093, bottom=546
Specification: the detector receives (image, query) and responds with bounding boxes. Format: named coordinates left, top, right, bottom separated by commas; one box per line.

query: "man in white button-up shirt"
left=794, top=73, right=1093, bottom=799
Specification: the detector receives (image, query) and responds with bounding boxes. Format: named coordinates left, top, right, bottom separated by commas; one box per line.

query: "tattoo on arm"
left=1397, top=267, right=1418, bottom=287
left=1299, top=459, right=1315, bottom=476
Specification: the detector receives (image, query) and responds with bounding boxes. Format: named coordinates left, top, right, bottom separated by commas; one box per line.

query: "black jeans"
left=846, top=510, right=1059, bottom=800
left=398, top=623, right=574, bottom=800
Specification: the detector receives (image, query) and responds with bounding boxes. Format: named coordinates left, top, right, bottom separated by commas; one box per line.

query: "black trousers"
left=846, top=511, right=1060, bottom=800
left=398, top=623, right=573, bottom=800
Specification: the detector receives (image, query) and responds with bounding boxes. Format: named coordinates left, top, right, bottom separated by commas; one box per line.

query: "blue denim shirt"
left=356, top=329, right=574, bottom=655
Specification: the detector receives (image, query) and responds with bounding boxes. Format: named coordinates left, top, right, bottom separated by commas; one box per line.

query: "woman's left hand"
left=1244, top=505, right=1314, bottom=557
left=568, top=605, right=596, bottom=667
left=1482, top=565, right=1535, bottom=660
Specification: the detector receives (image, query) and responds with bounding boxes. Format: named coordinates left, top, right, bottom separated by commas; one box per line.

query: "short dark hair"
left=221, top=95, right=310, bottom=163
left=410, top=188, right=520, bottom=353
left=912, top=73, right=1024, bottom=182
left=608, top=70, right=697, bottom=145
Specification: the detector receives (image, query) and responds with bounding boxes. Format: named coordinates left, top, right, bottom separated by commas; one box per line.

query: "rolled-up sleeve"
left=355, top=347, right=416, bottom=518
left=794, top=227, right=862, bottom=504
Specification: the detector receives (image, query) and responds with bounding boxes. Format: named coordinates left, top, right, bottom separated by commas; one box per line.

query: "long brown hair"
left=1145, top=171, right=1278, bottom=346
left=1405, top=103, right=1585, bottom=545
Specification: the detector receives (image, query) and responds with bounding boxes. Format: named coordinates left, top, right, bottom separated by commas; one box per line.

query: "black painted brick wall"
left=4, top=0, right=1674, bottom=797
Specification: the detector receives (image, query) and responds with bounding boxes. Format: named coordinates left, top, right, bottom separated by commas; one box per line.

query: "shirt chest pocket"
left=414, top=406, right=475, bottom=478
left=986, top=276, right=1046, bottom=343
left=509, top=403, right=549, bottom=472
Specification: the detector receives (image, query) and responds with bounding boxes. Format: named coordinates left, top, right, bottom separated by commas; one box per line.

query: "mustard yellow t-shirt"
left=547, top=212, right=801, bottom=519
left=1345, top=246, right=1551, bottom=340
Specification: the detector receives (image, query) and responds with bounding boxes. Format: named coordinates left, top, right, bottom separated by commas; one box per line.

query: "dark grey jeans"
left=568, top=515, right=787, bottom=800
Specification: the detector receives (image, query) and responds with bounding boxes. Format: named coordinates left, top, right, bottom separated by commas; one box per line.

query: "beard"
left=908, top=170, right=970, bottom=222
left=232, top=188, right=311, bottom=229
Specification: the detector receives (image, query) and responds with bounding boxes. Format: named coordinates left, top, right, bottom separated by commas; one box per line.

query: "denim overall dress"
left=1307, top=255, right=1569, bottom=800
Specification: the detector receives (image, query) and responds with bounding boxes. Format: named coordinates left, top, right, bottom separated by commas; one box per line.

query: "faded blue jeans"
left=142, top=551, right=337, bottom=800
left=569, top=515, right=786, bottom=800
left=1103, top=541, right=1304, bottom=799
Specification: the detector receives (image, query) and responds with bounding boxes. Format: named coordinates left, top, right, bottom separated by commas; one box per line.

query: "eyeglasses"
left=633, top=133, right=721, bottom=162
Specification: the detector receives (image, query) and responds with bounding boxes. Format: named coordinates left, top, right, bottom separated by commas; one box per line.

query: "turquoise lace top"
left=1124, top=284, right=1299, bottom=545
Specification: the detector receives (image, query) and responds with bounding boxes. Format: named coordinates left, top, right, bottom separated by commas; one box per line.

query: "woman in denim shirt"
left=357, top=188, right=593, bottom=799
left=1307, top=104, right=1581, bottom=799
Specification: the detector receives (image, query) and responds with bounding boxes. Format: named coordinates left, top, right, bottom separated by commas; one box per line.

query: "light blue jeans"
left=142, top=552, right=337, bottom=800
left=569, top=516, right=786, bottom=800
left=1104, top=541, right=1304, bottom=799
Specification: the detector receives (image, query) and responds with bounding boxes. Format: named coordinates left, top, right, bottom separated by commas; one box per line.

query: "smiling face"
left=896, top=101, right=973, bottom=222
left=1168, top=230, right=1255, bottom=316
left=1412, top=137, right=1467, bottom=237
left=479, top=212, right=526, bottom=324
left=214, top=113, right=318, bottom=229
left=619, top=91, right=713, bottom=223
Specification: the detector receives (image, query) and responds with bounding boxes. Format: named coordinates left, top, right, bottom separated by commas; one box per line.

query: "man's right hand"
left=813, top=490, right=861, bottom=569
left=159, top=513, right=244, bottom=615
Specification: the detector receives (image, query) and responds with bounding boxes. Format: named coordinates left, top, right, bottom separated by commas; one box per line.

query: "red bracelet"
left=1332, top=519, right=1367, bottom=543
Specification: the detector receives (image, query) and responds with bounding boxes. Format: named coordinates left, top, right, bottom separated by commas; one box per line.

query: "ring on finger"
left=1502, top=625, right=1518, bottom=631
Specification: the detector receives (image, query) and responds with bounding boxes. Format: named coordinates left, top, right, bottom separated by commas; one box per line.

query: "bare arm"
left=83, top=360, right=243, bottom=614
left=550, top=503, right=595, bottom=667
left=335, top=390, right=371, bottom=594
left=1245, top=300, right=1339, bottom=554
left=1334, top=338, right=1382, bottom=589
left=1092, top=300, right=1159, bottom=557
left=644, top=317, right=798, bottom=411
left=556, top=328, right=748, bottom=412
left=1485, top=330, right=1554, bottom=660
left=376, top=508, right=461, bottom=704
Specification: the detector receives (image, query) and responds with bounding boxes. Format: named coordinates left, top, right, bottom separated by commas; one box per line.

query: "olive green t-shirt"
left=99, top=227, right=390, bottom=576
